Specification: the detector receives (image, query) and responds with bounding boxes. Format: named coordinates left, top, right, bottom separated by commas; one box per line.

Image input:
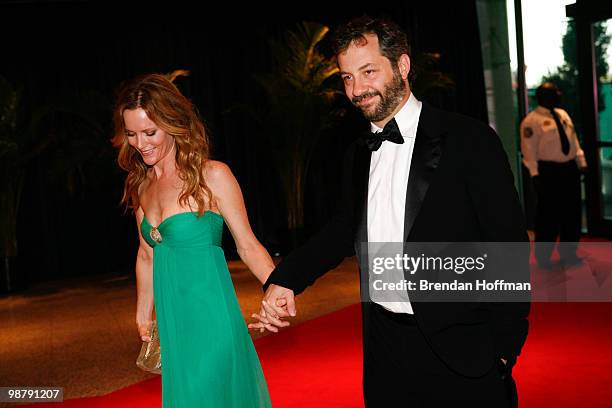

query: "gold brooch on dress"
left=150, top=226, right=163, bottom=244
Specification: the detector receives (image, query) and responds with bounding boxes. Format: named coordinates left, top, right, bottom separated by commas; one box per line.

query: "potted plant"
left=253, top=22, right=343, bottom=247
left=0, top=75, right=108, bottom=293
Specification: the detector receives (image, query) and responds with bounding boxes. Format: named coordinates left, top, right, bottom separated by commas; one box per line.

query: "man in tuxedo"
left=249, top=16, right=530, bottom=407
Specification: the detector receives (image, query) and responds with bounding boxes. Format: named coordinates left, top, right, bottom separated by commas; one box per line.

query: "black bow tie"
left=365, top=118, right=404, bottom=151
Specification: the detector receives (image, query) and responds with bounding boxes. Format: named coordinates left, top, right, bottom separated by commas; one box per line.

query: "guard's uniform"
left=520, top=106, right=587, bottom=265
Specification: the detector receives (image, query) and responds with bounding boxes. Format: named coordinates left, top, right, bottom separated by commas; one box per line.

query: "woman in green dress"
left=112, top=74, right=281, bottom=407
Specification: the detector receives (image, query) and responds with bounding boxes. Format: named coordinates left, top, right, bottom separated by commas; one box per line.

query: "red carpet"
left=513, top=302, right=612, bottom=407
left=22, top=301, right=612, bottom=407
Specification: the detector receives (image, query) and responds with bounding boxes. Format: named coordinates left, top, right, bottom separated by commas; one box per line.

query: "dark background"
left=0, top=1, right=488, bottom=284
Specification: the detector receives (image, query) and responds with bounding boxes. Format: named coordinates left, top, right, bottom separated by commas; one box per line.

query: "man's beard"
left=351, top=70, right=407, bottom=122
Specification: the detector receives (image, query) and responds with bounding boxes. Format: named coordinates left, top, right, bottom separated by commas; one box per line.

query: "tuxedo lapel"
left=354, top=140, right=372, bottom=248
left=403, top=103, right=444, bottom=242
left=352, top=138, right=372, bottom=303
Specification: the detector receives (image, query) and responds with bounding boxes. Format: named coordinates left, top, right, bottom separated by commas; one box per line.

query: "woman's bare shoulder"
left=202, top=159, right=234, bottom=185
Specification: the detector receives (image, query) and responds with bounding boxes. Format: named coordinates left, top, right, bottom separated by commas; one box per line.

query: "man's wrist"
left=500, top=355, right=516, bottom=368
left=262, top=266, right=279, bottom=292
left=262, top=280, right=271, bottom=293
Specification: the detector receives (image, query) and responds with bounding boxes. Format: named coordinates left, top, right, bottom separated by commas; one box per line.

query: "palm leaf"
left=250, top=22, right=342, bottom=231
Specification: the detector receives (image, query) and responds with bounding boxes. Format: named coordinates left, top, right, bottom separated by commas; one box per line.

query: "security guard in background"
left=520, top=82, right=588, bottom=268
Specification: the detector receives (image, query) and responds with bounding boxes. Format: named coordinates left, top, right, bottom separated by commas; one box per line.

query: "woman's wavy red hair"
left=111, top=73, right=214, bottom=216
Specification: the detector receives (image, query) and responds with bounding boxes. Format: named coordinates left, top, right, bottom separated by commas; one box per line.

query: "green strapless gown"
left=140, top=211, right=272, bottom=408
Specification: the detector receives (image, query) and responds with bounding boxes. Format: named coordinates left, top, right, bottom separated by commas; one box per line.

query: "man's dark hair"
left=535, top=82, right=562, bottom=109
left=330, top=15, right=414, bottom=82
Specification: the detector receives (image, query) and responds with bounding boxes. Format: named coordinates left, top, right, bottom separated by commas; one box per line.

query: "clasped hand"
left=248, top=284, right=296, bottom=333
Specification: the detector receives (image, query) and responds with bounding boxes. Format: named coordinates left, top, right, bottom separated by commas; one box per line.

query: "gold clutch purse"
left=136, top=320, right=161, bottom=374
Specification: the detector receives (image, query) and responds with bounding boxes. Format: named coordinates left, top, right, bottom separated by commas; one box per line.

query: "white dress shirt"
left=368, top=92, right=422, bottom=314
left=520, top=106, right=587, bottom=177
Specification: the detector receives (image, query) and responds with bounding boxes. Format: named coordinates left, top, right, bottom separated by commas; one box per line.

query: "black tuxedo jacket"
left=264, top=102, right=530, bottom=377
